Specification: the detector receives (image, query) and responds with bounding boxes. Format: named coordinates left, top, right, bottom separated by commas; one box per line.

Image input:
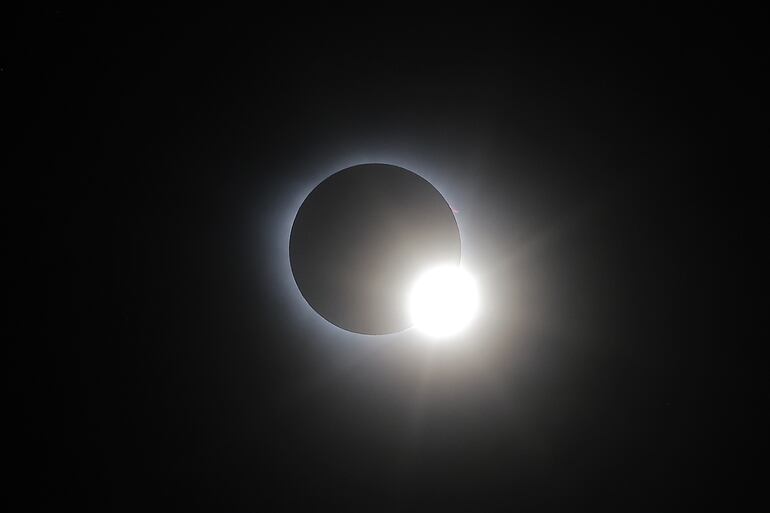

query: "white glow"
left=408, top=265, right=478, bottom=338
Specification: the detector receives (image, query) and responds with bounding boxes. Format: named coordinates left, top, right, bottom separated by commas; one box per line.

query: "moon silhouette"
left=289, top=163, right=461, bottom=335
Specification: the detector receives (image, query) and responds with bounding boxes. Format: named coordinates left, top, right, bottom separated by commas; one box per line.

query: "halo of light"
left=408, top=265, right=478, bottom=338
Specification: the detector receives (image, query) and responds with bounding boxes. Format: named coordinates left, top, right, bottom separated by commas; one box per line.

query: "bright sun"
left=408, top=265, right=479, bottom=338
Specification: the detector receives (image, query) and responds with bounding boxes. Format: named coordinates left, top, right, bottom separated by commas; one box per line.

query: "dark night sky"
left=7, top=7, right=758, bottom=511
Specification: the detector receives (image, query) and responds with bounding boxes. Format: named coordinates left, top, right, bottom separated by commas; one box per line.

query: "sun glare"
left=408, top=265, right=478, bottom=338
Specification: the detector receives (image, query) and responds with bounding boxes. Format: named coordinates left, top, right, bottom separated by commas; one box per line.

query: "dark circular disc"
left=290, top=163, right=461, bottom=335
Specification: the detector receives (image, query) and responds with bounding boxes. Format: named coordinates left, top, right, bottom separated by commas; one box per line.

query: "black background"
left=7, top=7, right=757, bottom=511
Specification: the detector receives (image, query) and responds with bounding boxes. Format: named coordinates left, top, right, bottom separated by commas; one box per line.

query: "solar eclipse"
left=289, top=163, right=474, bottom=337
